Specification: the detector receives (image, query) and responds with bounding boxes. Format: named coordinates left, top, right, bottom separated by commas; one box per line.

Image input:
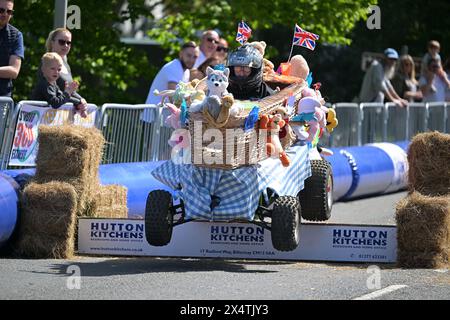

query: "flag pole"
left=287, top=43, right=295, bottom=62
left=287, top=24, right=296, bottom=62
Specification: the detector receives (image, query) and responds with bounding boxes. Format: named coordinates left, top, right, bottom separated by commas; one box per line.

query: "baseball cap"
left=384, top=48, right=399, bottom=60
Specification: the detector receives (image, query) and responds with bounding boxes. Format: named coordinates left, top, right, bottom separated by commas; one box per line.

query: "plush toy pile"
left=157, top=39, right=338, bottom=169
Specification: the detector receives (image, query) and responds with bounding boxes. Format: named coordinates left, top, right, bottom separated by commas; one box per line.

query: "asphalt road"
left=1, top=191, right=449, bottom=301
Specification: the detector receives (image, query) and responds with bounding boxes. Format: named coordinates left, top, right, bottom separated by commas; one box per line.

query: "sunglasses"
left=57, top=39, right=72, bottom=46
left=216, top=46, right=229, bottom=53
left=0, top=8, right=14, bottom=15
left=206, top=37, right=218, bottom=44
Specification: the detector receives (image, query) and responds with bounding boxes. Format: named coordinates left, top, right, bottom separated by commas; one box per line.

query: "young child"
left=31, top=52, right=87, bottom=117
left=420, top=40, right=450, bottom=92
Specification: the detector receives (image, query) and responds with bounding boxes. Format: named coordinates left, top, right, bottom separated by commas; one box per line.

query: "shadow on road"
left=39, top=257, right=295, bottom=277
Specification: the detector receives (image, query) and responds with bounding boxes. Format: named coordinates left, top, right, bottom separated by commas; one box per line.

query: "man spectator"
left=419, top=58, right=449, bottom=103
left=0, top=0, right=24, bottom=98
left=357, top=48, right=408, bottom=107
left=145, top=41, right=199, bottom=105
left=193, top=30, right=219, bottom=68
left=215, top=38, right=229, bottom=65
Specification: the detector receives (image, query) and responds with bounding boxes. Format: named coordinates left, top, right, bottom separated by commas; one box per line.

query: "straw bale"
left=408, top=132, right=450, bottom=196
left=16, top=181, right=78, bottom=259
left=33, top=125, right=105, bottom=216
left=82, top=184, right=128, bottom=218
left=93, top=206, right=128, bottom=219
left=34, top=125, right=104, bottom=181
left=396, top=192, right=450, bottom=268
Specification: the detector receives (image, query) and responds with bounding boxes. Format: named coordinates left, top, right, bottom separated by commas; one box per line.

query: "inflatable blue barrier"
left=0, top=141, right=410, bottom=248
left=1, top=162, right=174, bottom=219
left=0, top=173, right=20, bottom=249
left=326, top=141, right=410, bottom=201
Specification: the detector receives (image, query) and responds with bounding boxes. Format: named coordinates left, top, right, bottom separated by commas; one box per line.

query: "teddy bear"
left=249, top=41, right=275, bottom=76
left=190, top=66, right=239, bottom=128
left=260, top=114, right=291, bottom=167
left=272, top=106, right=296, bottom=149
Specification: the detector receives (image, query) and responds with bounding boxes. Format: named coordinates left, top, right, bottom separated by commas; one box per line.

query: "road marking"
left=353, top=285, right=408, bottom=300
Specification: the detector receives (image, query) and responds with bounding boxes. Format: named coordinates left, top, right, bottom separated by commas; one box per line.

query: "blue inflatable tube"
left=325, top=141, right=409, bottom=201
left=0, top=173, right=19, bottom=249
left=2, top=162, right=173, bottom=219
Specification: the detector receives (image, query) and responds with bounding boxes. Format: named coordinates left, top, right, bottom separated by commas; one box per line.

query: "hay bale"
left=34, top=125, right=105, bottom=216
left=408, top=132, right=450, bottom=196
left=93, top=206, right=128, bottom=219
left=35, top=125, right=104, bottom=180
left=16, top=181, right=78, bottom=259
left=85, top=184, right=128, bottom=218
left=396, top=192, right=450, bottom=268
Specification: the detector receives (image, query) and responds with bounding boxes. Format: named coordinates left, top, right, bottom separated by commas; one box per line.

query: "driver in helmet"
left=227, top=44, right=275, bottom=100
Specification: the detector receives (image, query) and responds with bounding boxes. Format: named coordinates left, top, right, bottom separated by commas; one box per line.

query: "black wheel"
left=271, top=196, right=301, bottom=252
left=299, top=159, right=333, bottom=221
left=145, top=190, right=173, bottom=246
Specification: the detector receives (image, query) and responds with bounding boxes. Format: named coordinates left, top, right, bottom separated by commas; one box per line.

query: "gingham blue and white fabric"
left=151, top=143, right=311, bottom=221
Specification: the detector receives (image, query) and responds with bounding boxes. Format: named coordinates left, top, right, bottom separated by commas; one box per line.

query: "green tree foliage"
left=11, top=0, right=150, bottom=104
left=149, top=0, right=375, bottom=60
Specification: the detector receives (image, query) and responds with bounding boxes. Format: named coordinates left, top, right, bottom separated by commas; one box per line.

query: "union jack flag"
left=293, top=24, right=320, bottom=51
left=236, top=20, right=252, bottom=45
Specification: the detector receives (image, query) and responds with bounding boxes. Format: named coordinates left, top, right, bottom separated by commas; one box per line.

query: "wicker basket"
left=188, top=81, right=306, bottom=169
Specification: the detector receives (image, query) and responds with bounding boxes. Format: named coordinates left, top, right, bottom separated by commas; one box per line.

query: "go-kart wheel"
left=145, top=190, right=174, bottom=246
left=299, top=159, right=333, bottom=221
left=271, top=196, right=301, bottom=252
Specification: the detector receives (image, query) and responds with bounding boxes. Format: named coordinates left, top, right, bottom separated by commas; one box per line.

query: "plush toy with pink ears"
left=164, top=103, right=182, bottom=129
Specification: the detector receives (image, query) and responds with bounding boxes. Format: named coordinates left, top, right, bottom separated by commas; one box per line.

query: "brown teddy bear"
left=260, top=114, right=291, bottom=167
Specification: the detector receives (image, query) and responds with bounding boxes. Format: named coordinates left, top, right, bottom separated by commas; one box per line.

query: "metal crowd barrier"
left=329, top=103, right=360, bottom=147
left=332, top=101, right=448, bottom=147
left=1, top=100, right=98, bottom=169
left=96, top=104, right=159, bottom=164
left=0, top=97, right=15, bottom=170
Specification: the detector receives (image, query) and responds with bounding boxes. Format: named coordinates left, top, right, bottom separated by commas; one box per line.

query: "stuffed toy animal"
left=190, top=66, right=239, bottom=128
left=301, top=86, right=338, bottom=133
left=154, top=79, right=205, bottom=107
left=249, top=41, right=275, bottom=75
left=164, top=103, right=182, bottom=129
left=272, top=106, right=296, bottom=149
left=291, top=96, right=327, bottom=142
left=168, top=128, right=191, bottom=165
left=260, top=114, right=291, bottom=167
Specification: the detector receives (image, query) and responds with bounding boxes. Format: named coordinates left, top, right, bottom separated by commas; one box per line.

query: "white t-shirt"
left=142, top=59, right=189, bottom=122
left=419, top=74, right=447, bottom=103
left=193, top=50, right=207, bottom=69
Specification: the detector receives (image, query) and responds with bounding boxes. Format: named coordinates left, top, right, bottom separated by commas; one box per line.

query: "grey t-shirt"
left=358, top=60, right=390, bottom=103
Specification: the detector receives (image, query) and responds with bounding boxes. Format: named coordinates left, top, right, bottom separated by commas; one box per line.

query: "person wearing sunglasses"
left=36, top=28, right=87, bottom=116
left=0, top=0, right=24, bottom=98
left=193, top=30, right=219, bottom=68
left=419, top=58, right=450, bottom=103
left=392, top=55, right=422, bottom=103
left=215, top=38, right=229, bottom=64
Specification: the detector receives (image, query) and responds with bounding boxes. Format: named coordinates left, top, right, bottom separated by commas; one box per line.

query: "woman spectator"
left=189, top=56, right=221, bottom=81
left=392, top=55, right=422, bottom=102
left=37, top=28, right=87, bottom=113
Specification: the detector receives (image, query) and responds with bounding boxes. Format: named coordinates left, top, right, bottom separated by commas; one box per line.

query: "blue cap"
left=384, top=48, right=399, bottom=60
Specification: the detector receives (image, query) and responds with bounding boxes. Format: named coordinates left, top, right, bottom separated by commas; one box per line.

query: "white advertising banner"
left=78, top=219, right=397, bottom=263
left=9, top=104, right=96, bottom=166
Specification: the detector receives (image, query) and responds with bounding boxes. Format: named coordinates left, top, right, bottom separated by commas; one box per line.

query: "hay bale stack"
left=34, top=125, right=105, bottom=215
left=88, top=184, right=128, bottom=219
left=16, top=181, right=78, bottom=259
left=407, top=132, right=450, bottom=196
left=396, top=192, right=450, bottom=268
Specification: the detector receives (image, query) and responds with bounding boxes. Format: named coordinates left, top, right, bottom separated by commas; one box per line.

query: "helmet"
left=227, top=44, right=263, bottom=69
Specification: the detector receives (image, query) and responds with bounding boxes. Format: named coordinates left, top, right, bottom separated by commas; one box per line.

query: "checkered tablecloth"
left=151, top=143, right=311, bottom=221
